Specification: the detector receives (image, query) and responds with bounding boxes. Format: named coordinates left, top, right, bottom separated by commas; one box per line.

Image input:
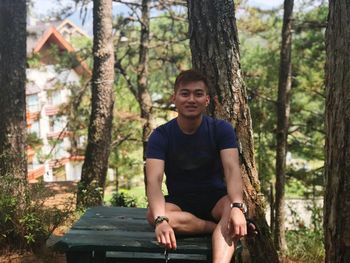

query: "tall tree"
left=137, top=0, right=154, bottom=163
left=77, top=0, right=115, bottom=207
left=187, top=0, right=279, bottom=262
left=114, top=0, right=155, bottom=164
left=0, top=0, right=27, bottom=179
left=324, top=0, right=350, bottom=262
left=274, top=0, right=293, bottom=254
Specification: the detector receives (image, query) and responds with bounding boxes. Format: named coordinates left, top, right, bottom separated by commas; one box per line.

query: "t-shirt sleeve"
left=146, top=128, right=167, bottom=160
left=216, top=120, right=238, bottom=150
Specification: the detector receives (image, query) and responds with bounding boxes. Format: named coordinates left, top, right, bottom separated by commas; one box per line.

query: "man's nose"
left=188, top=94, right=195, bottom=101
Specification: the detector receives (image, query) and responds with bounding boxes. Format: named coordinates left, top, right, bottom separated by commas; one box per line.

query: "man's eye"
left=195, top=92, right=204, bottom=97
left=180, top=92, right=189, bottom=96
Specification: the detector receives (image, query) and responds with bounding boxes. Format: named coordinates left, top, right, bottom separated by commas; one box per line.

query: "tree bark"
left=274, top=0, right=293, bottom=254
left=324, top=1, right=350, bottom=262
left=0, top=0, right=27, bottom=180
left=137, top=0, right=155, bottom=164
left=187, top=0, right=279, bottom=262
left=77, top=0, right=115, bottom=207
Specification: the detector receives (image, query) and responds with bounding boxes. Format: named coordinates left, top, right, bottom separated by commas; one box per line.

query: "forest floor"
left=0, top=181, right=120, bottom=263
left=0, top=182, right=318, bottom=263
left=0, top=181, right=78, bottom=263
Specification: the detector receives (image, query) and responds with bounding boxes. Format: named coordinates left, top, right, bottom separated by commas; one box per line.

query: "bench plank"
left=53, top=206, right=212, bottom=262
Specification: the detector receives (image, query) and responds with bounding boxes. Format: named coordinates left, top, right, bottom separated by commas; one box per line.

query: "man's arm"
left=220, top=148, right=247, bottom=237
left=146, top=158, right=166, bottom=218
left=146, top=158, right=177, bottom=249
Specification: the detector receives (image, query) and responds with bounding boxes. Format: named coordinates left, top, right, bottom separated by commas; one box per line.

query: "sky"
left=30, top=0, right=284, bottom=34
left=31, top=0, right=284, bottom=17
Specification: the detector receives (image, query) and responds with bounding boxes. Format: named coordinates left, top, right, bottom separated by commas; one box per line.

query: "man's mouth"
left=185, top=106, right=197, bottom=110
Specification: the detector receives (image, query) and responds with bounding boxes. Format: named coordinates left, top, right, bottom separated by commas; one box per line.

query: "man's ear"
left=206, top=95, right=210, bottom=106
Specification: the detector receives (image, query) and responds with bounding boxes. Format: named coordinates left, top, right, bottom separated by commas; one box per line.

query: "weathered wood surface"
left=53, top=206, right=212, bottom=261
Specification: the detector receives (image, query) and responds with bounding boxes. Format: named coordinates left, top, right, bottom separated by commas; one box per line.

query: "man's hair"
left=174, top=69, right=209, bottom=92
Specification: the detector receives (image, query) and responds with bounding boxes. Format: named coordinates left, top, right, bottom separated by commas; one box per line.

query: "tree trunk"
left=0, top=0, right=27, bottom=180
left=137, top=0, right=155, bottom=166
left=187, top=0, right=279, bottom=262
left=77, top=0, right=115, bottom=207
left=274, top=0, right=293, bottom=254
left=324, top=1, right=350, bottom=262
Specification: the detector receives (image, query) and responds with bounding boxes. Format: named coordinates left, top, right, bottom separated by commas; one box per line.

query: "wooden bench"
left=52, top=206, right=220, bottom=262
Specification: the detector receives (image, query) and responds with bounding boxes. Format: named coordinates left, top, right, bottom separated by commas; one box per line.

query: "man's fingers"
left=158, top=231, right=176, bottom=250
left=231, top=223, right=248, bottom=238
left=234, top=225, right=240, bottom=236
left=165, top=233, right=172, bottom=249
left=246, top=220, right=259, bottom=235
left=160, top=235, right=166, bottom=246
left=170, top=231, right=177, bottom=249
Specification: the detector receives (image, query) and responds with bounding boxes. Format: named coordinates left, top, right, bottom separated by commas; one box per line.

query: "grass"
left=104, top=185, right=148, bottom=208
left=286, top=228, right=324, bottom=263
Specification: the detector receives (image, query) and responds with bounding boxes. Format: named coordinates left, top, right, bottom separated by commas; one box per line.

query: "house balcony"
left=47, top=130, right=71, bottom=139
left=28, top=164, right=45, bottom=182
left=45, top=105, right=59, bottom=116
left=27, top=146, right=35, bottom=163
left=26, top=110, right=40, bottom=129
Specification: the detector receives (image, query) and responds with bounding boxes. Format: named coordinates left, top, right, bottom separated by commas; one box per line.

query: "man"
left=146, top=69, right=247, bottom=263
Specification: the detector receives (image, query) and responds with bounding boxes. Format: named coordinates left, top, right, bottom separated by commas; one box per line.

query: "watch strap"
left=154, top=216, right=169, bottom=226
left=230, top=202, right=247, bottom=214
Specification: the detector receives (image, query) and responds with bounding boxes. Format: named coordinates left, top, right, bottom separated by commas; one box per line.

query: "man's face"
left=172, top=81, right=210, bottom=119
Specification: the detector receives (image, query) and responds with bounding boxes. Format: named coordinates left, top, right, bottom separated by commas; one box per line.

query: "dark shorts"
left=165, top=189, right=227, bottom=221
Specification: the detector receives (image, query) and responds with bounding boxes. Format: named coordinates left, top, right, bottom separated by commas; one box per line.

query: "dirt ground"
left=0, top=182, right=311, bottom=263
left=0, top=181, right=78, bottom=263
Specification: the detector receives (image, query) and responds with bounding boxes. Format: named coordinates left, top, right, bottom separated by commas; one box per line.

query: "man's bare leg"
left=211, top=196, right=238, bottom=263
left=147, top=203, right=216, bottom=234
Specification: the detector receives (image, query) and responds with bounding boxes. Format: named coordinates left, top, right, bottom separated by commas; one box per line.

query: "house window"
left=27, top=94, right=40, bottom=112
left=53, top=141, right=66, bottom=159
left=53, top=166, right=66, bottom=181
left=49, top=116, right=66, bottom=133
left=29, top=120, right=40, bottom=136
left=47, top=90, right=63, bottom=105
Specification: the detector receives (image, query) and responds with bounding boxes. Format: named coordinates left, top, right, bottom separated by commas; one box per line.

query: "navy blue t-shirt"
left=146, top=115, right=238, bottom=196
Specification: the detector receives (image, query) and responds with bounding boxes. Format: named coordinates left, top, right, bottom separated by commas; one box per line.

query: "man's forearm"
left=228, top=187, right=243, bottom=204
left=220, top=149, right=244, bottom=204
left=147, top=184, right=167, bottom=220
left=227, top=167, right=244, bottom=203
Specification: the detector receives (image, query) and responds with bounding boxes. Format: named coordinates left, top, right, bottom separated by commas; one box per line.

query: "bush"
left=286, top=201, right=324, bottom=262
left=286, top=228, right=324, bottom=263
left=110, top=190, right=137, bottom=207
left=0, top=175, right=73, bottom=251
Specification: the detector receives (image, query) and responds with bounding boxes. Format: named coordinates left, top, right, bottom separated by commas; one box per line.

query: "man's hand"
left=228, top=208, right=247, bottom=238
left=155, top=221, right=177, bottom=250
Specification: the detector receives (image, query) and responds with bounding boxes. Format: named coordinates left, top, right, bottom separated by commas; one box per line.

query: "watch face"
left=242, top=203, right=248, bottom=213
left=231, top=202, right=247, bottom=213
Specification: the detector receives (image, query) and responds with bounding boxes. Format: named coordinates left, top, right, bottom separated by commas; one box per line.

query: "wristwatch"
left=230, top=202, right=247, bottom=214
left=154, top=216, right=169, bottom=226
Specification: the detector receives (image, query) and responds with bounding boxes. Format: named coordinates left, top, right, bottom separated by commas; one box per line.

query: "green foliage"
left=109, top=8, right=191, bottom=191
left=286, top=201, right=324, bottom=262
left=239, top=1, right=327, bottom=198
left=70, top=35, right=93, bottom=68
left=58, top=81, right=91, bottom=156
left=26, top=132, right=43, bottom=149
left=77, top=180, right=104, bottom=208
left=109, top=82, right=144, bottom=187
left=110, top=190, right=137, bottom=208
left=0, top=175, right=73, bottom=251
left=115, top=9, right=190, bottom=102
left=27, top=53, right=42, bottom=68
left=286, top=229, right=324, bottom=263
left=240, top=18, right=280, bottom=194
left=285, top=177, right=308, bottom=197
